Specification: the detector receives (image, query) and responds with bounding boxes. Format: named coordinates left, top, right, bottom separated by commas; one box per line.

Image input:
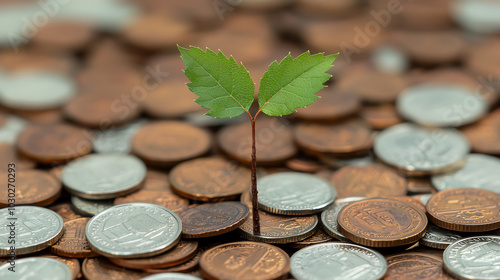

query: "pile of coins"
left=1, top=0, right=500, bottom=279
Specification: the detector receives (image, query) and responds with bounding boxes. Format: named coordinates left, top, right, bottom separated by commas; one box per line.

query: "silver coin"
left=371, top=45, right=409, bottom=74
left=420, top=224, right=464, bottom=249
left=397, top=84, right=487, bottom=127
left=0, top=115, right=27, bottom=144
left=0, top=71, right=76, bottom=110
left=374, top=123, right=469, bottom=175
left=93, top=119, right=147, bottom=154
left=290, top=242, right=387, bottom=280
left=0, top=206, right=64, bottom=256
left=140, top=273, right=202, bottom=280
left=257, top=172, right=337, bottom=215
left=443, top=236, right=500, bottom=280
left=62, top=154, right=147, bottom=199
left=71, top=195, right=114, bottom=216
left=432, top=154, right=500, bottom=194
left=321, top=197, right=366, bottom=243
left=453, top=0, right=500, bottom=34
left=0, top=257, right=71, bottom=280
left=86, top=203, right=182, bottom=258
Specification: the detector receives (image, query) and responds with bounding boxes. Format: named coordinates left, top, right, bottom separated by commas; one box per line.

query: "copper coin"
left=389, top=0, right=454, bottom=30
left=240, top=190, right=318, bottom=244
left=296, top=0, right=359, bottom=16
left=122, top=13, right=192, bottom=50
left=337, top=197, right=428, bottom=247
left=77, top=65, right=143, bottom=94
left=462, top=109, right=500, bottom=155
left=336, top=64, right=407, bottom=103
left=0, top=169, right=61, bottom=207
left=64, top=93, right=141, bottom=128
left=294, top=89, right=360, bottom=122
left=390, top=30, right=467, bottom=65
left=142, top=82, right=203, bottom=119
left=51, top=217, right=99, bottom=258
left=109, top=240, right=198, bottom=270
left=49, top=203, right=83, bottom=222
left=11, top=108, right=64, bottom=125
left=82, top=258, right=149, bottom=280
left=288, top=228, right=334, bottom=249
left=466, top=38, right=500, bottom=83
left=17, top=123, right=93, bottom=164
left=169, top=157, right=251, bottom=201
left=285, top=158, right=326, bottom=173
left=386, top=196, right=427, bottom=215
left=199, top=241, right=290, bottom=280
left=329, top=164, right=407, bottom=198
left=132, top=121, right=212, bottom=167
left=145, top=249, right=203, bottom=274
left=407, top=177, right=436, bottom=194
left=360, top=104, right=402, bottom=130
left=32, top=22, right=95, bottom=52
left=179, top=202, right=249, bottom=238
left=426, top=188, right=500, bottom=232
left=385, top=253, right=454, bottom=280
left=0, top=143, right=35, bottom=170
left=294, top=119, right=374, bottom=157
left=0, top=50, right=76, bottom=74
left=218, top=118, right=297, bottom=166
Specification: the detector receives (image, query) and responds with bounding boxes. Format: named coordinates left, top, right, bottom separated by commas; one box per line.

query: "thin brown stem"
left=250, top=116, right=260, bottom=235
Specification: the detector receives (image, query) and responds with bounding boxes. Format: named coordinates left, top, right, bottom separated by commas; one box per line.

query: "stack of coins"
left=1, top=0, right=500, bottom=279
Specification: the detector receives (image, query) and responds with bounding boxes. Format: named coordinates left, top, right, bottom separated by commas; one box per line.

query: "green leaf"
left=178, top=45, right=255, bottom=118
left=258, top=51, right=338, bottom=116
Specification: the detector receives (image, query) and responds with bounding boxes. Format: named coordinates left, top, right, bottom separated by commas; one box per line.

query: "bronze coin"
left=144, top=249, right=203, bottom=274
left=0, top=49, right=76, bottom=74
left=285, top=158, right=326, bottom=173
left=240, top=190, right=318, bottom=244
left=199, top=241, right=290, bottom=280
left=388, top=0, right=454, bottom=30
left=51, top=217, right=99, bottom=258
left=77, top=65, right=143, bottom=94
left=0, top=170, right=61, bottom=207
left=288, top=228, right=334, bottom=249
left=10, top=108, right=64, bottom=125
left=466, top=38, right=500, bottom=83
left=218, top=118, right=297, bottom=166
left=385, top=253, right=454, bottom=280
left=109, top=240, right=198, bottom=269
left=49, top=203, right=83, bottom=222
left=64, top=93, right=141, bottom=128
left=329, top=164, right=407, bottom=198
left=294, top=88, right=360, bottom=122
left=407, top=177, right=437, bottom=194
left=179, top=202, right=249, bottom=238
left=426, top=188, right=500, bottom=232
left=336, top=63, right=407, bottom=103
left=296, top=0, right=360, bottom=16
left=32, top=22, right=95, bottom=52
left=360, top=104, right=403, bottom=130
left=0, top=143, right=35, bottom=170
left=169, top=157, right=251, bottom=201
left=389, top=30, right=467, bottom=65
left=82, top=258, right=149, bottom=280
left=142, top=82, right=203, bottom=119
left=385, top=196, right=427, bottom=215
left=17, top=123, right=93, bottom=164
left=462, top=109, right=500, bottom=155
left=337, top=197, right=428, bottom=247
left=294, top=119, right=374, bottom=157
left=132, top=121, right=212, bottom=167
left=122, top=13, right=192, bottom=50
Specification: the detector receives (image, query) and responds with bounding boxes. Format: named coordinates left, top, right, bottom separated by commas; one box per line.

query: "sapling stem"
left=250, top=116, right=260, bottom=235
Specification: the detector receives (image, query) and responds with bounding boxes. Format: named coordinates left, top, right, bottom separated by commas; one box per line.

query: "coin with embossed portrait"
left=374, top=123, right=469, bottom=175
left=51, top=217, right=99, bottom=258
left=432, top=154, right=500, bottom=194
left=85, top=203, right=182, bottom=258
left=179, top=202, right=249, bottom=238
left=420, top=224, right=464, bottom=249
left=321, top=197, right=366, bottom=243
left=443, top=236, right=500, bottom=280
left=426, top=188, right=500, bottom=232
left=0, top=206, right=64, bottom=256
left=257, top=172, right=336, bottom=215
left=290, top=243, right=387, bottom=280
left=0, top=257, right=72, bottom=280
left=62, top=154, right=147, bottom=199
left=200, top=241, right=290, bottom=280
